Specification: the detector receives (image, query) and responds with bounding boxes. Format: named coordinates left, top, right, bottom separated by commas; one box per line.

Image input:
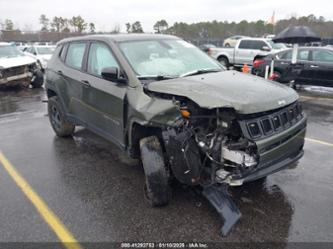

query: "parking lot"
left=0, top=85, right=332, bottom=247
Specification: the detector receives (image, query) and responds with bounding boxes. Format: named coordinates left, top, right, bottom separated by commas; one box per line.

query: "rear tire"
left=225, top=43, right=231, bottom=47
left=218, top=56, right=229, bottom=69
left=140, top=136, right=171, bottom=207
left=48, top=96, right=75, bottom=137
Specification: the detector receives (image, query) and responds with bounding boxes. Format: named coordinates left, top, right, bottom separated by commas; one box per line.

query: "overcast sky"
left=0, top=0, right=331, bottom=32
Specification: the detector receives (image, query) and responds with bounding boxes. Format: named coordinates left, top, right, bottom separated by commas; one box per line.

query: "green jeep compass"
left=45, top=34, right=306, bottom=235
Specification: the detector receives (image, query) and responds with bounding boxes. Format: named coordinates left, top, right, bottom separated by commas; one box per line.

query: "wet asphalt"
left=0, top=86, right=332, bottom=244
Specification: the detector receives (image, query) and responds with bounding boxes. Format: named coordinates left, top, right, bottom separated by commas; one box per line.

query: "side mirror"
left=101, top=67, right=127, bottom=83
left=261, top=46, right=271, bottom=52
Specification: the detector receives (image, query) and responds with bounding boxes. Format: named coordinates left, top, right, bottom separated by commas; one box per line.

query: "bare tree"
left=39, top=14, right=49, bottom=31
left=4, top=19, right=14, bottom=31
left=70, top=16, right=87, bottom=33
left=89, top=23, right=95, bottom=33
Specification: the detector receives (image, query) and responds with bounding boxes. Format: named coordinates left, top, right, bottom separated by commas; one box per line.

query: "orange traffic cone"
left=242, top=64, right=250, bottom=74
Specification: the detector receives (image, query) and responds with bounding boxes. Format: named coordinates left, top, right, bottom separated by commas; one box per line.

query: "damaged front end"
left=160, top=99, right=256, bottom=236
left=162, top=99, right=259, bottom=188
left=0, top=63, right=40, bottom=87
left=160, top=96, right=305, bottom=236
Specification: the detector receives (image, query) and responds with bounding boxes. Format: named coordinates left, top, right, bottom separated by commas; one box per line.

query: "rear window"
left=65, top=42, right=86, bottom=70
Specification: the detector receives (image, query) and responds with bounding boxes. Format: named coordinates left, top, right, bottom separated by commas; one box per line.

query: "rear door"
left=57, top=42, right=88, bottom=121
left=294, top=49, right=313, bottom=84
left=235, top=40, right=253, bottom=65
left=79, top=41, right=127, bottom=148
left=310, top=49, right=333, bottom=87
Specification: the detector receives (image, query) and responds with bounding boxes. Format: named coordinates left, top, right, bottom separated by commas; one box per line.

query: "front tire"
left=48, top=96, right=75, bottom=137
left=140, top=136, right=171, bottom=207
left=31, top=70, right=44, bottom=88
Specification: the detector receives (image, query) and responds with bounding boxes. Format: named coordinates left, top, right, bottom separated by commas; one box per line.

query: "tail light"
left=253, top=59, right=265, bottom=68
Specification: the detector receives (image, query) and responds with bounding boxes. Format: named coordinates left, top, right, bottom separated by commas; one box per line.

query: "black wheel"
left=140, top=136, right=171, bottom=207
left=31, top=70, right=44, bottom=88
left=218, top=56, right=229, bottom=69
left=225, top=43, right=231, bottom=47
left=48, top=96, right=75, bottom=137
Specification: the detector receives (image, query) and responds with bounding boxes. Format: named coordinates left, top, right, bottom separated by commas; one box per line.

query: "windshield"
left=36, top=46, right=55, bottom=55
left=118, top=39, right=222, bottom=77
left=0, top=45, right=23, bottom=58
left=268, top=41, right=287, bottom=50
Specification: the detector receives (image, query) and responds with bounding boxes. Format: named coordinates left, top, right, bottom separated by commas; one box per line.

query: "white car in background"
left=223, top=35, right=249, bottom=47
left=0, top=42, right=44, bottom=88
left=23, top=45, right=56, bottom=71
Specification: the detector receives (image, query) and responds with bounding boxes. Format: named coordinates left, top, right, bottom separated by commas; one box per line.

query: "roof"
left=57, top=33, right=179, bottom=45
left=239, top=37, right=270, bottom=41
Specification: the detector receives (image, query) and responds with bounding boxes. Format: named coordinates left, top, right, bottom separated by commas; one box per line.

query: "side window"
left=238, top=40, right=252, bottom=49
left=312, top=50, right=333, bottom=62
left=65, top=43, right=86, bottom=70
left=59, top=43, right=68, bottom=61
left=87, top=42, right=119, bottom=77
left=251, top=41, right=267, bottom=50
left=280, top=51, right=292, bottom=60
left=298, top=50, right=309, bottom=61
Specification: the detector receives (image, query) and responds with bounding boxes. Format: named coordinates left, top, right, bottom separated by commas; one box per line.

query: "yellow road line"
left=305, top=137, right=333, bottom=147
left=0, top=152, right=83, bottom=249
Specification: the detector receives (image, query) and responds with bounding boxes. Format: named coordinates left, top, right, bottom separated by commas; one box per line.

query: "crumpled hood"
left=0, top=56, right=36, bottom=69
left=147, top=70, right=299, bottom=114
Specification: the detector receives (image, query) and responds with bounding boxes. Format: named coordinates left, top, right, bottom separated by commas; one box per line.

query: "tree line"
left=1, top=14, right=333, bottom=39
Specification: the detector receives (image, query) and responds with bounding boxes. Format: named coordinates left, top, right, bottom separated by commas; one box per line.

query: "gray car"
left=45, top=34, right=306, bottom=235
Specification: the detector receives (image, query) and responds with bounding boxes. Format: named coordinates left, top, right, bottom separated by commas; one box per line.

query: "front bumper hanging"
left=202, top=185, right=241, bottom=236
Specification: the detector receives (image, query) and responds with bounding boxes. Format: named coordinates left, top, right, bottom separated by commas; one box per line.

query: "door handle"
left=81, top=80, right=91, bottom=87
left=310, top=65, right=319, bottom=68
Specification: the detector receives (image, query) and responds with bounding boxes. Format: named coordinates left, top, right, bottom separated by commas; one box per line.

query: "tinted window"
left=238, top=40, right=252, bottom=49
left=251, top=41, right=267, bottom=50
left=87, top=42, right=119, bottom=76
left=279, top=50, right=309, bottom=61
left=312, top=50, right=333, bottom=62
left=65, top=43, right=86, bottom=70
left=298, top=50, right=309, bottom=61
left=280, top=50, right=292, bottom=60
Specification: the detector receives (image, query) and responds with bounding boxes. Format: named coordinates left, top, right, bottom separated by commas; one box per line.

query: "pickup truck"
left=209, top=38, right=287, bottom=68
